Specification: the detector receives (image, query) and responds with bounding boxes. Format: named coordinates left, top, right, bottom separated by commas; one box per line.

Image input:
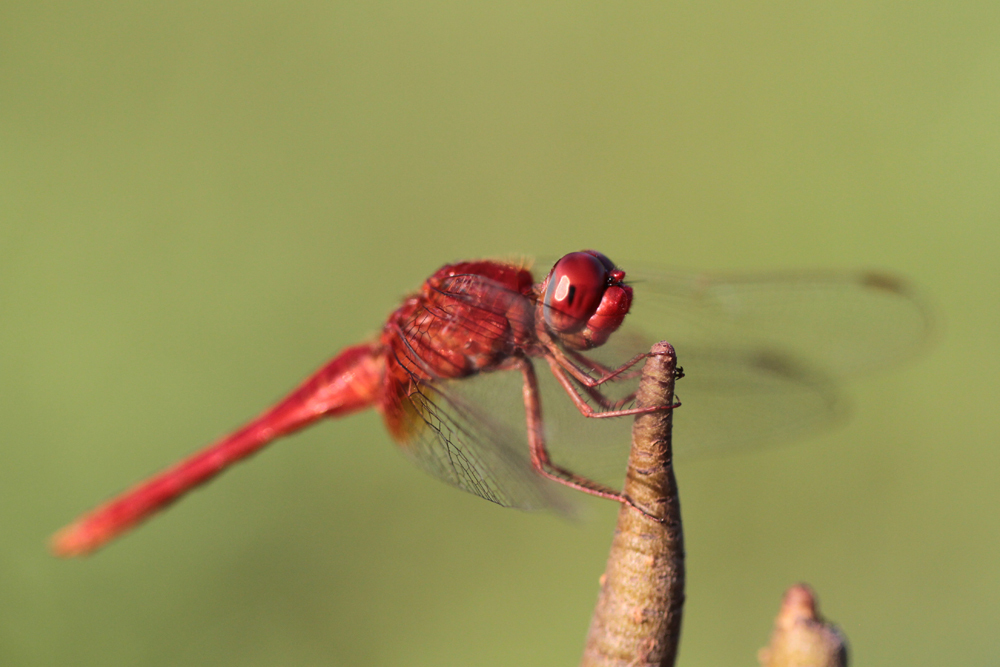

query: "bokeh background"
left=2, top=2, right=998, bottom=665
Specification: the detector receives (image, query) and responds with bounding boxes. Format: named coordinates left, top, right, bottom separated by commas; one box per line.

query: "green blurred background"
left=2, top=2, right=998, bottom=665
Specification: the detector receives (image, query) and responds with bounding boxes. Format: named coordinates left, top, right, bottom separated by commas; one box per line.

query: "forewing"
left=628, top=268, right=932, bottom=379
left=535, top=266, right=929, bottom=476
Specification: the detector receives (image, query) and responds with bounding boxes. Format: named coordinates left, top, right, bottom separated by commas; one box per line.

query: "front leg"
left=535, top=325, right=649, bottom=389
left=516, top=356, right=664, bottom=522
left=544, top=354, right=678, bottom=419
left=564, top=347, right=647, bottom=385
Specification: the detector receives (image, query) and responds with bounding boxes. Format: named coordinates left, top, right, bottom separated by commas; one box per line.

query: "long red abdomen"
left=53, top=343, right=383, bottom=557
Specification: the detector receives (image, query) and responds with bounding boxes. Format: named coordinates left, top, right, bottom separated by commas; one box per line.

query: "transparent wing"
left=627, top=268, right=933, bottom=378
left=391, top=377, right=571, bottom=512
left=668, top=344, right=844, bottom=457
left=525, top=262, right=931, bottom=485
left=524, top=342, right=842, bottom=490
left=422, top=337, right=845, bottom=494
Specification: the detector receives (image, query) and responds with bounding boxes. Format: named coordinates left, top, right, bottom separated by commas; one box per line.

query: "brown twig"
left=758, top=584, right=848, bottom=667
left=581, top=341, right=684, bottom=667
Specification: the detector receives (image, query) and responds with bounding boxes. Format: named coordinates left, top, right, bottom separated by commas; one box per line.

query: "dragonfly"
left=52, top=250, right=930, bottom=556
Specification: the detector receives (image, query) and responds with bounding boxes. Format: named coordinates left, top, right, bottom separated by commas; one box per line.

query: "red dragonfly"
left=53, top=250, right=929, bottom=556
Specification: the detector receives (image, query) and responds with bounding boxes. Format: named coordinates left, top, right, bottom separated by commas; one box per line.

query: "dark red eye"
left=586, top=250, right=616, bottom=273
left=543, top=252, right=611, bottom=334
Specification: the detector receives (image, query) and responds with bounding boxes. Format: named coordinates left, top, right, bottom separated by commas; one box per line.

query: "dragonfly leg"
left=564, top=378, right=638, bottom=414
left=560, top=351, right=645, bottom=411
left=517, top=357, right=664, bottom=523
left=544, top=354, right=678, bottom=419
left=564, top=347, right=647, bottom=385
left=544, top=340, right=649, bottom=388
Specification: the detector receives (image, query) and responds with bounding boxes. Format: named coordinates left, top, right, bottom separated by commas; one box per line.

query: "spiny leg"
left=561, top=349, right=643, bottom=411
left=544, top=354, right=678, bottom=419
left=516, top=356, right=663, bottom=523
left=564, top=347, right=646, bottom=384
left=542, top=337, right=649, bottom=388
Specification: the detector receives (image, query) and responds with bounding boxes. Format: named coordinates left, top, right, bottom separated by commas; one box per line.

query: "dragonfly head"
left=540, top=250, right=632, bottom=350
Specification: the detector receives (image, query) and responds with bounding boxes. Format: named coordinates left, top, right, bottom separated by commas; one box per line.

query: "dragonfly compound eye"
left=544, top=251, right=612, bottom=334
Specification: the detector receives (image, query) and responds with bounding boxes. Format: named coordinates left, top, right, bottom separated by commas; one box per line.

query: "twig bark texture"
left=581, top=341, right=684, bottom=667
